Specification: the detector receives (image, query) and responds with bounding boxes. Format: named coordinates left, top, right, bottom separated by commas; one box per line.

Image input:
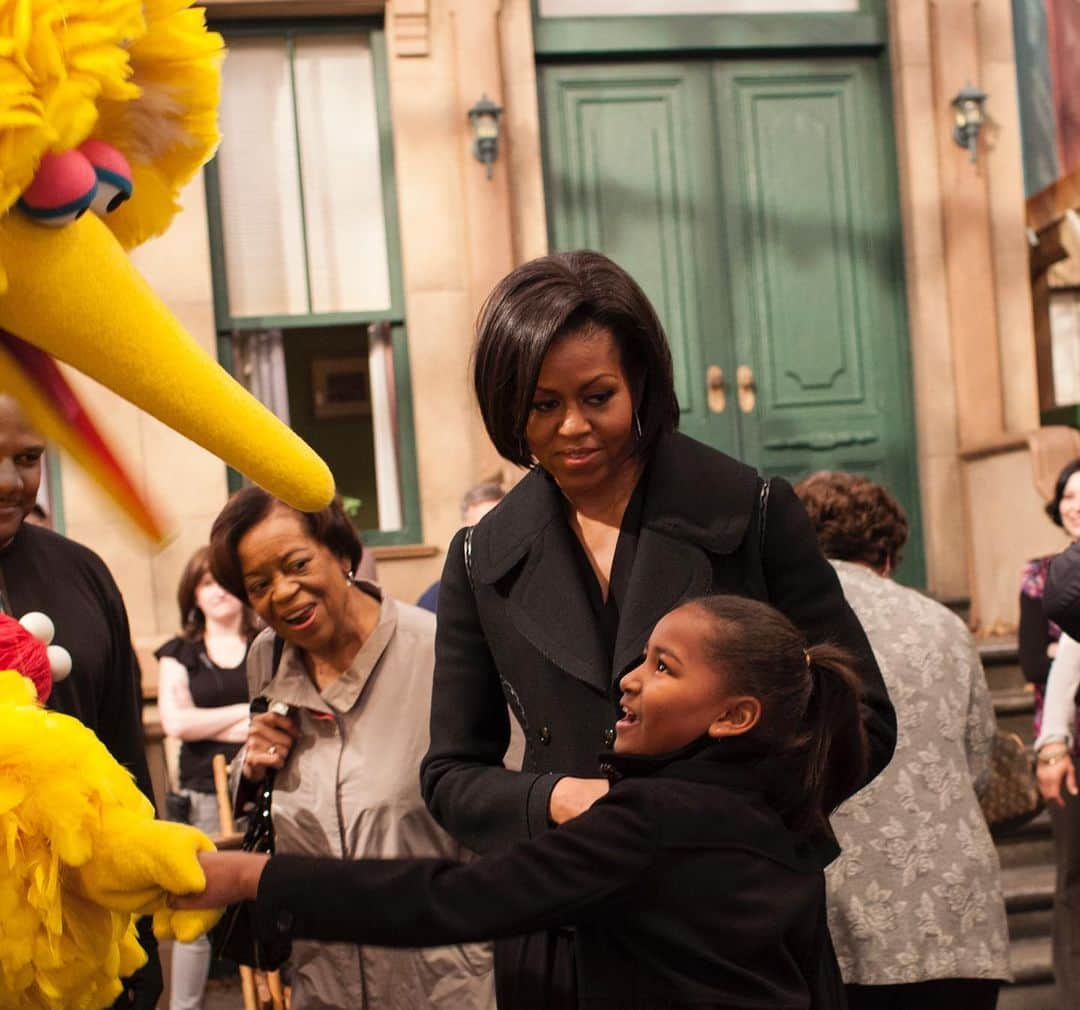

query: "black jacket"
left=1046, top=540, right=1080, bottom=640
left=420, top=432, right=895, bottom=854
left=257, top=737, right=845, bottom=1010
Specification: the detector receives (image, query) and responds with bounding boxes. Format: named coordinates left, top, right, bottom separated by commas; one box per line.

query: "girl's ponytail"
left=796, top=643, right=868, bottom=834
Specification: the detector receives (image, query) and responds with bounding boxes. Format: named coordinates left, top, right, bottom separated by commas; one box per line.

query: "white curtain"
left=235, top=330, right=292, bottom=426
left=367, top=323, right=403, bottom=531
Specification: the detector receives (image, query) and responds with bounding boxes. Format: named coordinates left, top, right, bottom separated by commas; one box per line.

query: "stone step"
left=1003, top=862, right=1056, bottom=913
left=1006, top=934, right=1054, bottom=986
left=999, top=980, right=1057, bottom=1010
left=1008, top=905, right=1055, bottom=940
left=979, top=636, right=1028, bottom=694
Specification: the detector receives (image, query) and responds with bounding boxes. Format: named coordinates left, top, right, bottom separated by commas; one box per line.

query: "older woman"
left=208, top=489, right=494, bottom=1010
left=795, top=471, right=1009, bottom=1010
left=421, top=250, right=895, bottom=1009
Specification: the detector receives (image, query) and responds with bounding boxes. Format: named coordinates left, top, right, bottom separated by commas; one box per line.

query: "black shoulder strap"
left=271, top=634, right=285, bottom=675
left=464, top=525, right=476, bottom=591
left=759, top=478, right=771, bottom=556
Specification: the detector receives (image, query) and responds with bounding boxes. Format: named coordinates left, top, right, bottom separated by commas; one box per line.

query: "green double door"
left=541, top=56, right=925, bottom=583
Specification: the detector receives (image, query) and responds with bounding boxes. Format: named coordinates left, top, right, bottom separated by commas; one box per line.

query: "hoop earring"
left=345, top=570, right=355, bottom=586
left=633, top=410, right=643, bottom=441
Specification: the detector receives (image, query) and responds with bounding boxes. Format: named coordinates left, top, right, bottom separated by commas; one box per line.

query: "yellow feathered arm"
left=0, top=670, right=222, bottom=1010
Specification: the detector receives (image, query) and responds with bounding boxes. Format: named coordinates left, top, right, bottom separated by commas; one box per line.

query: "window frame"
left=204, top=19, right=422, bottom=546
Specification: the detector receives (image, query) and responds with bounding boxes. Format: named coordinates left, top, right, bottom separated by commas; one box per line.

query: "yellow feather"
left=0, top=670, right=223, bottom=1010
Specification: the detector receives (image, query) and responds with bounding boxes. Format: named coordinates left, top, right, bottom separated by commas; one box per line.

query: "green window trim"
left=205, top=20, right=422, bottom=546
left=45, top=448, right=65, bottom=535
left=532, top=0, right=887, bottom=56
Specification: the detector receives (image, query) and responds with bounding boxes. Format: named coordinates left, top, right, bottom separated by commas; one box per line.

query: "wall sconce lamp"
left=468, top=95, right=503, bottom=180
left=951, top=83, right=988, bottom=163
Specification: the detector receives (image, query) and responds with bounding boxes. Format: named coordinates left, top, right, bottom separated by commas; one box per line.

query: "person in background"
left=208, top=488, right=495, bottom=1010
left=157, top=546, right=258, bottom=1010
left=416, top=482, right=506, bottom=614
left=0, top=394, right=162, bottom=1009
left=1019, top=457, right=1080, bottom=1008
left=796, top=471, right=1009, bottom=1010
left=421, top=250, right=894, bottom=1009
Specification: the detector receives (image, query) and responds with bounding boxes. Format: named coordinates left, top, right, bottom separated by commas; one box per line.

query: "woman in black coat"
left=420, top=250, right=896, bottom=1009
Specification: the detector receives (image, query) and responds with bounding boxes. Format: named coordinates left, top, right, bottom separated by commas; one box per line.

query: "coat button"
left=538, top=725, right=552, bottom=745
left=602, top=728, right=615, bottom=747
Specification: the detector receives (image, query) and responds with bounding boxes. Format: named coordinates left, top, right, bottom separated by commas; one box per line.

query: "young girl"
left=177, top=595, right=867, bottom=1009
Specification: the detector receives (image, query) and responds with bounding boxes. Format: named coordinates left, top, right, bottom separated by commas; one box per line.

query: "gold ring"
left=268, top=745, right=278, bottom=757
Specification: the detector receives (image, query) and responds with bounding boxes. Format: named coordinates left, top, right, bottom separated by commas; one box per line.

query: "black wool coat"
left=420, top=431, right=896, bottom=853
left=257, top=738, right=846, bottom=1010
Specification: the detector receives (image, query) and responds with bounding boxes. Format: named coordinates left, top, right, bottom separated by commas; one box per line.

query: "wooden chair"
left=212, top=754, right=286, bottom=1010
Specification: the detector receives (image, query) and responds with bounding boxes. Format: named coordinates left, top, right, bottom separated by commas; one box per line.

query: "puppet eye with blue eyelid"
left=18, top=150, right=98, bottom=227
left=79, top=140, right=133, bottom=215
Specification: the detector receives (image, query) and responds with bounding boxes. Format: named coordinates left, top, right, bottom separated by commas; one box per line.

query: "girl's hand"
left=171, top=851, right=270, bottom=909
left=1037, top=752, right=1078, bottom=806
left=243, top=712, right=299, bottom=782
left=548, top=777, right=610, bottom=825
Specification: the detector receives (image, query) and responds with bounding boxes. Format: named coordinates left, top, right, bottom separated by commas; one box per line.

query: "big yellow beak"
left=0, top=212, right=335, bottom=538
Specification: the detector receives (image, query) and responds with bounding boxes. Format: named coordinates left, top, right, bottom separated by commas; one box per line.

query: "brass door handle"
left=737, top=364, right=756, bottom=413
left=706, top=365, right=726, bottom=413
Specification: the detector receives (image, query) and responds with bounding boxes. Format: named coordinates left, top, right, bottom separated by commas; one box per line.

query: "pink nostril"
left=18, top=150, right=98, bottom=227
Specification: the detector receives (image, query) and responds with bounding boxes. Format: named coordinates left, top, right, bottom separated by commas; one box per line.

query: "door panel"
left=715, top=57, right=924, bottom=582
left=540, top=55, right=925, bottom=583
left=541, top=63, right=741, bottom=454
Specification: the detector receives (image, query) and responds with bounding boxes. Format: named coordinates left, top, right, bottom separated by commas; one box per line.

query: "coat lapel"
left=505, top=516, right=611, bottom=694
left=610, top=433, right=762, bottom=682
left=472, top=468, right=611, bottom=695
left=611, top=526, right=712, bottom=682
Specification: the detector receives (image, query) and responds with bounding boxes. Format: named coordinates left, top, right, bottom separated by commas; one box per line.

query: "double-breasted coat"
left=420, top=432, right=896, bottom=853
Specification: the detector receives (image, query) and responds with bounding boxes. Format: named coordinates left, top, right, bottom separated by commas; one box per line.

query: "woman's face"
left=237, top=506, right=352, bottom=652
left=1062, top=472, right=1080, bottom=541
left=525, top=326, right=637, bottom=499
left=194, top=570, right=243, bottom=625
left=616, top=605, right=752, bottom=756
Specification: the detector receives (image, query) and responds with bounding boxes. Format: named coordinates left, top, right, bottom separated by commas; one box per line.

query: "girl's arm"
left=158, top=657, right=250, bottom=742
left=762, top=478, right=895, bottom=791
left=188, top=784, right=657, bottom=950
left=421, top=527, right=565, bottom=853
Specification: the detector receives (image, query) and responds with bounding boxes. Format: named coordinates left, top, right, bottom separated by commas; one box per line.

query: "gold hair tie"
left=804, top=648, right=812, bottom=669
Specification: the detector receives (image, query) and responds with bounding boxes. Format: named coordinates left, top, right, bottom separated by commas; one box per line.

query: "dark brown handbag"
left=978, top=730, right=1044, bottom=837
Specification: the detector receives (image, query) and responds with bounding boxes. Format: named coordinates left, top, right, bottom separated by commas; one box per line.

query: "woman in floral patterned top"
left=797, top=472, right=1009, bottom=1010
left=1024, top=457, right=1080, bottom=1007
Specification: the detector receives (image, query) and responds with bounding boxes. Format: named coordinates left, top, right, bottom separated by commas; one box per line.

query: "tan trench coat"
left=246, top=585, right=496, bottom=1010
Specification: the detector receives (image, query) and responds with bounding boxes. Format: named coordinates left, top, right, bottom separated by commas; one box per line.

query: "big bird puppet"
left=0, top=0, right=336, bottom=1007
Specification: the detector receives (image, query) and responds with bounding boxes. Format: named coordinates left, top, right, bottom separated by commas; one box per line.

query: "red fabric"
left=0, top=614, right=52, bottom=703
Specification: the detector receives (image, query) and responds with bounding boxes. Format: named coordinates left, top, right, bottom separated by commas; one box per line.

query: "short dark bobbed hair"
left=1047, top=458, right=1080, bottom=526
left=794, top=471, right=909, bottom=574
left=473, top=250, right=680, bottom=467
left=208, top=486, right=363, bottom=602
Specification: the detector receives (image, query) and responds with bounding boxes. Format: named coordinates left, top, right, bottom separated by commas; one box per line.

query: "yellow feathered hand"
left=0, top=667, right=222, bottom=1010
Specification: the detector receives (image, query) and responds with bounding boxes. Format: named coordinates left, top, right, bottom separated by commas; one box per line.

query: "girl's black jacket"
left=254, top=737, right=845, bottom=1010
